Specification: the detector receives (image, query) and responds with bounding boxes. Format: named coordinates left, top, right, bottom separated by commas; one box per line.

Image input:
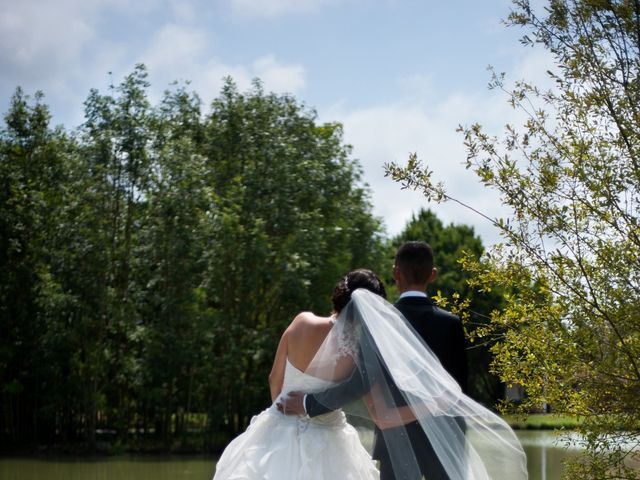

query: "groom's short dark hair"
left=395, top=241, right=434, bottom=284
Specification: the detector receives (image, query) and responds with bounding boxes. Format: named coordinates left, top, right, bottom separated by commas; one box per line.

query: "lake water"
left=518, top=430, right=580, bottom=479
left=0, top=431, right=601, bottom=480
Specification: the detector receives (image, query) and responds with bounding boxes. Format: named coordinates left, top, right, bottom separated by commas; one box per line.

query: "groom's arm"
left=277, top=362, right=371, bottom=417
left=305, top=329, right=382, bottom=417
left=304, top=365, right=370, bottom=417
left=279, top=330, right=379, bottom=417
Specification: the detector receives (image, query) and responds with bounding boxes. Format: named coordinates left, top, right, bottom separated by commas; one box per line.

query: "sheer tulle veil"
left=305, top=289, right=528, bottom=480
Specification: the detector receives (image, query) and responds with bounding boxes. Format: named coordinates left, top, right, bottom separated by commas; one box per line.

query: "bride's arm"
left=269, top=330, right=289, bottom=402
left=363, top=383, right=417, bottom=430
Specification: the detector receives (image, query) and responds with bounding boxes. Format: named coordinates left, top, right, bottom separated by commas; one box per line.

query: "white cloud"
left=319, top=46, right=557, bottom=245
left=0, top=0, right=149, bottom=75
left=396, top=74, right=437, bottom=104
left=511, top=46, right=557, bottom=91
left=320, top=79, right=535, bottom=244
left=324, top=99, right=508, bottom=245
left=144, top=24, right=209, bottom=75
left=252, top=55, right=306, bottom=93
left=0, top=0, right=95, bottom=78
left=228, top=0, right=341, bottom=17
left=167, top=0, right=198, bottom=22
left=0, top=0, right=151, bottom=125
left=196, top=55, right=306, bottom=104
left=141, top=24, right=306, bottom=104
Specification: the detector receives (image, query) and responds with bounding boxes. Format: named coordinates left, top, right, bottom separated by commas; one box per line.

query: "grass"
left=504, top=413, right=584, bottom=430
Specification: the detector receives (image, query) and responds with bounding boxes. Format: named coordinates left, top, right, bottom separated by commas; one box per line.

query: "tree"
left=200, top=79, right=385, bottom=443
left=388, top=209, right=505, bottom=407
left=0, top=70, right=385, bottom=452
left=77, top=65, right=155, bottom=446
left=0, top=88, right=79, bottom=445
left=133, top=83, right=211, bottom=448
left=386, top=1, right=640, bottom=477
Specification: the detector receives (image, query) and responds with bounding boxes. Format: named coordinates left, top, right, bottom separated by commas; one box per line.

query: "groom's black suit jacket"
left=305, top=295, right=468, bottom=480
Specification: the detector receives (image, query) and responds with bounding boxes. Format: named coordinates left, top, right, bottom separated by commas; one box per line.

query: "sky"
left=0, top=0, right=554, bottom=245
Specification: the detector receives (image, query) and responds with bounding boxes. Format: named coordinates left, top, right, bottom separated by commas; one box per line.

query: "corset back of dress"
left=281, top=359, right=345, bottom=426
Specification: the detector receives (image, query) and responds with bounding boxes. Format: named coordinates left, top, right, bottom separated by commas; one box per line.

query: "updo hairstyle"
left=331, top=268, right=387, bottom=313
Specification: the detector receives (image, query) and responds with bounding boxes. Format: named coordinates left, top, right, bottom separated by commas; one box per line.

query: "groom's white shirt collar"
left=399, top=290, right=427, bottom=298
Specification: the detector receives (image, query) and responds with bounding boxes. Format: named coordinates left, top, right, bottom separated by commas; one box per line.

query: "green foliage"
left=198, top=78, right=384, bottom=440
left=386, top=1, right=640, bottom=477
left=0, top=70, right=384, bottom=451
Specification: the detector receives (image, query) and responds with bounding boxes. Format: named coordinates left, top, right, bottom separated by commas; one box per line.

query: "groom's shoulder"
left=427, top=302, right=461, bottom=324
left=395, top=297, right=460, bottom=323
left=435, top=306, right=462, bottom=324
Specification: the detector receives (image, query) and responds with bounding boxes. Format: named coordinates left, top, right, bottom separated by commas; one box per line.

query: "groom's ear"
left=427, top=268, right=438, bottom=284
left=392, top=265, right=402, bottom=284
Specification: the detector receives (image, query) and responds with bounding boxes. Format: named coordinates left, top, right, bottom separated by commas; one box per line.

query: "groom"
left=279, top=241, right=468, bottom=480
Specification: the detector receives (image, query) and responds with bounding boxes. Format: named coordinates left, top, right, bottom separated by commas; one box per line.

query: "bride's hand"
left=276, top=391, right=306, bottom=416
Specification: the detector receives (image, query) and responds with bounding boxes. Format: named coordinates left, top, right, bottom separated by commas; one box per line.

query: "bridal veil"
left=305, top=288, right=528, bottom=480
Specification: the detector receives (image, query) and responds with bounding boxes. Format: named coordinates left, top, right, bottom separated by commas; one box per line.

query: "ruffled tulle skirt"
left=213, top=405, right=379, bottom=479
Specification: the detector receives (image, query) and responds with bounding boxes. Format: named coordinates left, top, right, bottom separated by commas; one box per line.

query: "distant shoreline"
left=504, top=413, right=583, bottom=431
left=1, top=414, right=585, bottom=457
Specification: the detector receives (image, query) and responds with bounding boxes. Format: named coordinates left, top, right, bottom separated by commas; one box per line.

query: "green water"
left=518, top=430, right=580, bottom=479
left=0, top=431, right=583, bottom=479
left=0, top=455, right=216, bottom=480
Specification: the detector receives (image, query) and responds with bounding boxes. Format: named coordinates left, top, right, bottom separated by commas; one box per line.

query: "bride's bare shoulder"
left=287, top=311, right=333, bottom=336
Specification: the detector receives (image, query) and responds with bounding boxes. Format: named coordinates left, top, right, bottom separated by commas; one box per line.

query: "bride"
left=212, top=269, right=385, bottom=479
left=213, top=267, right=528, bottom=479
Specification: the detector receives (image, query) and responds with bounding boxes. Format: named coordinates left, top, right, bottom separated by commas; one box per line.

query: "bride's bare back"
left=268, top=312, right=334, bottom=401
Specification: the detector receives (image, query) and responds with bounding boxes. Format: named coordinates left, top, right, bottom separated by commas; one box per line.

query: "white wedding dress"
left=212, top=359, right=379, bottom=479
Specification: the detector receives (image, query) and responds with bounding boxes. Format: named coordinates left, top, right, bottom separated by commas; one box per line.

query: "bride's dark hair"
left=331, top=268, right=386, bottom=313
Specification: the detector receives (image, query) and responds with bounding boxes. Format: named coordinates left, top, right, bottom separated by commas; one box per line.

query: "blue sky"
left=0, top=0, right=552, bottom=245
